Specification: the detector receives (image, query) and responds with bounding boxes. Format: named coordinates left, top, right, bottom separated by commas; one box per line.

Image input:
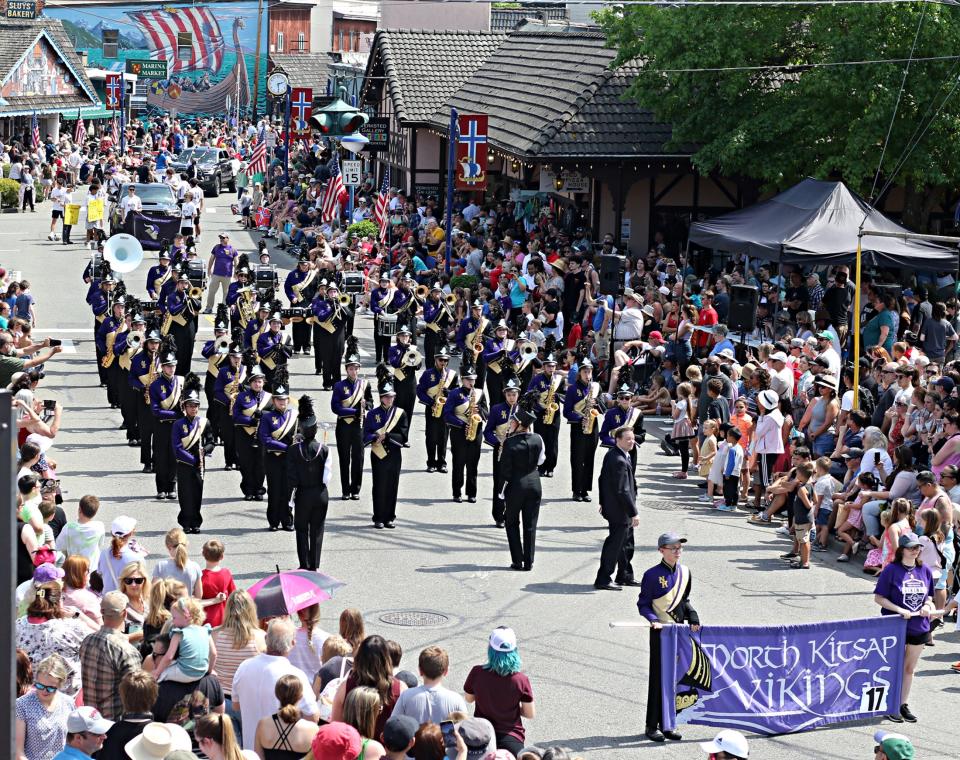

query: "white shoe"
left=698, top=494, right=710, bottom=502
left=47, top=233, right=54, bottom=241
left=775, top=525, right=791, bottom=537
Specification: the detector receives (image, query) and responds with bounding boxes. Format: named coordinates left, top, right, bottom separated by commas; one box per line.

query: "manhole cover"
left=378, top=610, right=451, bottom=628
left=642, top=499, right=689, bottom=512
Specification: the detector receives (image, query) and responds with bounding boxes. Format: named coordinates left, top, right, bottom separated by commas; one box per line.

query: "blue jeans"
left=812, top=433, right=836, bottom=457
left=224, top=697, right=242, bottom=741
left=862, top=499, right=885, bottom=538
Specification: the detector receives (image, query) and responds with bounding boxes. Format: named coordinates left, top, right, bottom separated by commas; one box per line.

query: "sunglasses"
left=34, top=682, right=58, bottom=694
left=123, top=577, right=145, bottom=586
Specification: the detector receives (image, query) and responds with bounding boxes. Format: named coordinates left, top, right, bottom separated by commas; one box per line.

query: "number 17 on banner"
left=860, top=684, right=888, bottom=713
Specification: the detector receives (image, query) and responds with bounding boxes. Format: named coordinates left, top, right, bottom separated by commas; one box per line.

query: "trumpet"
left=402, top=346, right=423, bottom=367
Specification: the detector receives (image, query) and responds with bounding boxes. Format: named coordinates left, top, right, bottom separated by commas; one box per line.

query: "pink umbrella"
left=247, top=568, right=345, bottom=618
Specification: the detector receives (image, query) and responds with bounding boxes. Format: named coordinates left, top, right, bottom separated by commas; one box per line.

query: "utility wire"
left=645, top=53, right=960, bottom=74
left=869, top=4, right=927, bottom=202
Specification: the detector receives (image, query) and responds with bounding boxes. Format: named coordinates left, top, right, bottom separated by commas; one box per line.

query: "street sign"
left=6, top=0, right=36, bottom=19
left=125, top=59, right=169, bottom=79
left=360, top=117, right=389, bottom=153
left=342, top=160, right=362, bottom=187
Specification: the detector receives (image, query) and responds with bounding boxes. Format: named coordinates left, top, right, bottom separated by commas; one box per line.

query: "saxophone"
left=143, top=353, right=157, bottom=405
left=432, top=369, right=447, bottom=418
left=465, top=390, right=481, bottom=442
left=543, top=376, right=560, bottom=426
left=226, top=370, right=243, bottom=415
left=101, top=328, right=118, bottom=368
left=582, top=383, right=600, bottom=435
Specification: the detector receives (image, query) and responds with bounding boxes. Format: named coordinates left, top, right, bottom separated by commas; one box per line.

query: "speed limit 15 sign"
left=341, top=160, right=362, bottom=186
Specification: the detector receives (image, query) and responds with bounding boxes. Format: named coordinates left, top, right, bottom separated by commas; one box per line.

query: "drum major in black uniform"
left=363, top=370, right=409, bottom=528
left=287, top=396, right=331, bottom=570
left=499, top=395, right=545, bottom=571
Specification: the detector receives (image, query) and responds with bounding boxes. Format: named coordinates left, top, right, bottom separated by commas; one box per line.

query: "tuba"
left=103, top=233, right=144, bottom=274
left=237, top=286, right=257, bottom=327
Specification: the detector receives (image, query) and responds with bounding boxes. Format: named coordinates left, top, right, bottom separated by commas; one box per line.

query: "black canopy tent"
left=689, top=178, right=958, bottom=271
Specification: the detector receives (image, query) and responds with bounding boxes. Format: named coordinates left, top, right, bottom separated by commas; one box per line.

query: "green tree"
left=596, top=4, right=960, bottom=228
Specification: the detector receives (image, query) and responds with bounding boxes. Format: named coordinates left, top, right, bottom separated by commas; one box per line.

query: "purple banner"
left=660, top=616, right=907, bottom=735
left=131, top=212, right=182, bottom=251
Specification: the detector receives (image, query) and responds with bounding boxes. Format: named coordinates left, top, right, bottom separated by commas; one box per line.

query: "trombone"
left=402, top=346, right=423, bottom=367
left=215, top=338, right=230, bottom=355
left=415, top=284, right=430, bottom=301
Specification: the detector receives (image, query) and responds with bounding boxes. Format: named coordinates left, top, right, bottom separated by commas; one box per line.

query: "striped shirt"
left=211, top=628, right=264, bottom=697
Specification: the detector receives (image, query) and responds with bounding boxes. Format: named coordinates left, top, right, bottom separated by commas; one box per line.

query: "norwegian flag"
left=320, top=154, right=347, bottom=223
left=74, top=109, right=85, bottom=144
left=374, top=166, right=391, bottom=242
left=245, top=139, right=267, bottom=177
left=31, top=112, right=40, bottom=150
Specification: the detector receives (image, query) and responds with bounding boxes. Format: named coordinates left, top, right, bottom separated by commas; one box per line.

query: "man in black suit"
left=594, top=427, right=639, bottom=591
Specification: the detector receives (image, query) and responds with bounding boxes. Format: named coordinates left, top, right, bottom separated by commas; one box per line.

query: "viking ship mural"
left=48, top=2, right=264, bottom=118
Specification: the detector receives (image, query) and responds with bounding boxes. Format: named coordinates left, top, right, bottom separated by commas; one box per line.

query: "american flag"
left=74, top=109, right=85, bottom=144
left=245, top=139, right=267, bottom=177
left=374, top=166, right=391, bottom=242
left=31, top=112, right=40, bottom=150
left=320, top=154, right=347, bottom=223
left=111, top=117, right=119, bottom=146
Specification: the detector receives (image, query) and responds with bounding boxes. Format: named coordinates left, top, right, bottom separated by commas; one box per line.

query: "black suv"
left=170, top=147, right=237, bottom=198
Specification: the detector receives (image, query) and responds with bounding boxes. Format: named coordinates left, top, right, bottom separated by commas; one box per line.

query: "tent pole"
left=852, top=234, right=863, bottom=410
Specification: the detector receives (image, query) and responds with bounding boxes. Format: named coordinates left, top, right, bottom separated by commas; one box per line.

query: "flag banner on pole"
left=105, top=73, right=122, bottom=110
left=111, top=118, right=119, bottom=146
left=455, top=114, right=488, bottom=191
left=374, top=166, right=391, bottom=242
left=290, top=88, right=312, bottom=134
left=658, top=616, right=907, bottom=736
left=31, top=111, right=40, bottom=150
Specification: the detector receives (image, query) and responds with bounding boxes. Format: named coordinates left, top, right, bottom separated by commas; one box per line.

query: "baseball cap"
left=898, top=533, right=921, bottom=549
left=790, top=337, right=805, bottom=348
left=459, top=717, right=495, bottom=760
left=842, top=447, right=864, bottom=460
left=111, top=515, right=137, bottom=536
left=718, top=348, right=736, bottom=360
left=933, top=376, right=956, bottom=394
left=817, top=330, right=833, bottom=339
left=311, top=722, right=362, bottom=760
left=381, top=715, right=418, bottom=752
left=66, top=706, right=114, bottom=735
left=769, top=351, right=789, bottom=363
left=489, top=626, right=517, bottom=653
left=648, top=330, right=664, bottom=341
left=874, top=730, right=915, bottom=760
left=101, top=590, right=128, bottom=617
left=658, top=531, right=687, bottom=548
left=33, top=563, right=64, bottom=584
left=699, top=729, right=749, bottom=758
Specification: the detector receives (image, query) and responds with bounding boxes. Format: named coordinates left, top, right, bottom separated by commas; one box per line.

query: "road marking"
left=206, top=208, right=217, bottom=214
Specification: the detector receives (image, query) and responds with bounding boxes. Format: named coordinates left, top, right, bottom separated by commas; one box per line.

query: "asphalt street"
left=7, top=191, right=958, bottom=759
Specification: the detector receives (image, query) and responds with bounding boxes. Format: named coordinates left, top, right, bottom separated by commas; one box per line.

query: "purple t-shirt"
left=874, top=561, right=934, bottom=636
left=210, top=244, right=237, bottom=277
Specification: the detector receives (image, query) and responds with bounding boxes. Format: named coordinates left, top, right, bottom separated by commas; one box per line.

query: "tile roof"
left=270, top=53, right=330, bottom=91
left=363, top=29, right=506, bottom=125
left=429, top=23, right=678, bottom=159
left=0, top=16, right=99, bottom=115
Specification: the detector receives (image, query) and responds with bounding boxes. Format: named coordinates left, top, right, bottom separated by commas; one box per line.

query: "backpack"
left=857, top=387, right=875, bottom=419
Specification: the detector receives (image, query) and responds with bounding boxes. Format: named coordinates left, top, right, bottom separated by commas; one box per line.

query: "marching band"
left=82, top=237, right=652, bottom=571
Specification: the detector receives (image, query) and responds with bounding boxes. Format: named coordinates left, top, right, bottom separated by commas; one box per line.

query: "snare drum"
left=377, top=313, right=399, bottom=338
left=342, top=272, right=364, bottom=294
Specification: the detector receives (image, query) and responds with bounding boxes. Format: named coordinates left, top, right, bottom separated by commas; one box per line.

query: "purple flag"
left=659, top=616, right=907, bottom=735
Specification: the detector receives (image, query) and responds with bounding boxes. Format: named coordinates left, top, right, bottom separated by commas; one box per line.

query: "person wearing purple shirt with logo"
left=204, top=233, right=237, bottom=313
left=874, top=533, right=936, bottom=725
